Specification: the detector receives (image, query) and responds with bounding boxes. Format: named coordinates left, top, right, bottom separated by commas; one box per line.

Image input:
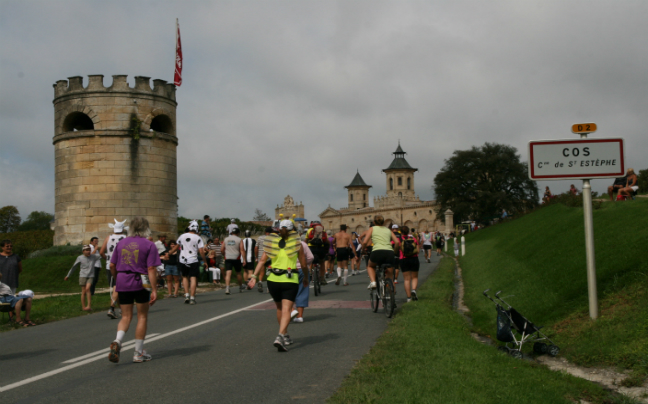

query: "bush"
left=0, top=230, right=54, bottom=258
left=638, top=168, right=648, bottom=193
left=544, top=192, right=602, bottom=209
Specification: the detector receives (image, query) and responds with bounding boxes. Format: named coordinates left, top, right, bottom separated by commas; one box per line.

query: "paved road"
left=0, top=253, right=440, bottom=404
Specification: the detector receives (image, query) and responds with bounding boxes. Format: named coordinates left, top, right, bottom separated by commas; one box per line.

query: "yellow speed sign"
left=572, top=123, right=597, bottom=134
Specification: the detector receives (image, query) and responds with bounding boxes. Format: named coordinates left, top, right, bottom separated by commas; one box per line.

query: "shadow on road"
left=291, top=333, right=340, bottom=350
left=0, top=349, right=57, bottom=361
left=154, top=345, right=211, bottom=361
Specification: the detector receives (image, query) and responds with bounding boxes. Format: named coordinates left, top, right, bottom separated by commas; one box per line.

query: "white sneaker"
left=293, top=317, right=304, bottom=323
left=133, top=350, right=152, bottom=363
left=367, top=281, right=377, bottom=289
left=290, top=309, right=298, bottom=319
left=225, top=286, right=230, bottom=295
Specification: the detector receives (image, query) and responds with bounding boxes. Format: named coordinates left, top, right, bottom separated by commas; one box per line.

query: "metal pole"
left=581, top=133, right=598, bottom=319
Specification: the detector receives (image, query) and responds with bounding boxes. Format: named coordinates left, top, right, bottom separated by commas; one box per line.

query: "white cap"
left=231, top=219, right=236, bottom=223
left=279, top=220, right=294, bottom=230
left=392, top=224, right=399, bottom=229
left=82, top=244, right=92, bottom=251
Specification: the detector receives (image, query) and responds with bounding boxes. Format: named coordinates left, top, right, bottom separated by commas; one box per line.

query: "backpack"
left=309, top=226, right=325, bottom=247
left=402, top=237, right=417, bottom=257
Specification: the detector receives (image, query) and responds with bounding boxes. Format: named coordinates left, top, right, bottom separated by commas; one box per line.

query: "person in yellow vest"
left=247, top=220, right=308, bottom=352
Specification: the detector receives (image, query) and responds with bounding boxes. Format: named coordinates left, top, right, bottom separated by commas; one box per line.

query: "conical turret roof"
left=383, top=142, right=417, bottom=171
left=345, top=171, right=372, bottom=188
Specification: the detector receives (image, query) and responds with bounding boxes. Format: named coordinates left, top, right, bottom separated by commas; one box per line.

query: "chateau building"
left=275, top=195, right=305, bottom=220
left=319, top=144, right=452, bottom=234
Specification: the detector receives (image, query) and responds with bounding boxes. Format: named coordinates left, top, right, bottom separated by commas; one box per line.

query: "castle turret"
left=382, top=142, right=417, bottom=199
left=53, top=75, right=178, bottom=245
left=345, top=170, right=371, bottom=210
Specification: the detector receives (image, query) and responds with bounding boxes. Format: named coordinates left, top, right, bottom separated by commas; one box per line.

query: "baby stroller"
left=483, top=289, right=560, bottom=358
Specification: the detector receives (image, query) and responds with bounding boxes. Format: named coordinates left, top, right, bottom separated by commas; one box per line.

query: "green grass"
left=1, top=293, right=115, bottom=332
left=20, top=255, right=111, bottom=294
left=459, top=199, right=648, bottom=377
left=329, top=257, right=636, bottom=404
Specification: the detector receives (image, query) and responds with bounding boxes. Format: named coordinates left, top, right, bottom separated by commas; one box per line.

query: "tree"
left=0, top=206, right=21, bottom=233
left=18, top=211, right=54, bottom=231
left=433, top=143, right=539, bottom=224
left=252, top=209, right=271, bottom=221
left=637, top=168, right=648, bottom=193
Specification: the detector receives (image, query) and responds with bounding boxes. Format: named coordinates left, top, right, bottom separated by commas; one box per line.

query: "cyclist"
left=306, top=221, right=329, bottom=286
left=360, top=215, right=400, bottom=290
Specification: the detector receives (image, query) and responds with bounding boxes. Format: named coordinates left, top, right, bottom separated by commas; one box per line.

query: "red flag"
left=174, top=19, right=183, bottom=86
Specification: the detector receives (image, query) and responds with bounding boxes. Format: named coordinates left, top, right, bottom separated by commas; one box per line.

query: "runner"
left=169, top=220, right=207, bottom=305
left=164, top=241, right=181, bottom=297
left=221, top=228, right=245, bottom=295
left=107, top=217, right=160, bottom=364
left=254, top=227, right=273, bottom=293
left=350, top=232, right=361, bottom=276
left=242, top=230, right=256, bottom=283
left=399, top=226, right=420, bottom=302
left=421, top=229, right=432, bottom=263
left=305, top=221, right=329, bottom=285
left=435, top=232, right=443, bottom=256
left=360, top=215, right=400, bottom=290
left=64, top=244, right=102, bottom=311
left=333, top=225, right=354, bottom=286
left=291, top=239, right=313, bottom=323
left=247, top=220, right=308, bottom=352
left=99, top=219, right=128, bottom=319
left=226, top=219, right=239, bottom=235
left=391, top=224, right=402, bottom=284
left=89, top=237, right=102, bottom=296
left=326, top=233, right=336, bottom=277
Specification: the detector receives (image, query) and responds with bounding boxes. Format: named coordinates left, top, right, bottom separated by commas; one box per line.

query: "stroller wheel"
left=547, top=345, right=560, bottom=357
left=509, top=350, right=523, bottom=359
left=533, top=342, right=548, bottom=355
left=497, top=346, right=509, bottom=354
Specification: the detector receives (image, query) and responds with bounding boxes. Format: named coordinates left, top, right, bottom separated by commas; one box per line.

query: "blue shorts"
left=0, top=295, right=29, bottom=308
left=295, top=269, right=309, bottom=308
left=165, top=265, right=180, bottom=276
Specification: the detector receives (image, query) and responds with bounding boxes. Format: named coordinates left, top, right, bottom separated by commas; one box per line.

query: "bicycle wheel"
left=370, top=288, right=379, bottom=312
left=383, top=278, right=395, bottom=318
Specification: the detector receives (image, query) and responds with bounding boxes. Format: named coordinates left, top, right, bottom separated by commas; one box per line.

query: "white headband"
left=108, top=218, right=129, bottom=233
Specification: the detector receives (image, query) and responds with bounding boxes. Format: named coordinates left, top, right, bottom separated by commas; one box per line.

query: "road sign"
left=528, top=138, right=624, bottom=180
left=572, top=123, right=597, bottom=134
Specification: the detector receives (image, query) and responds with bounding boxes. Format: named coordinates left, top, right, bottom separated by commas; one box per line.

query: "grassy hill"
left=459, top=199, right=648, bottom=381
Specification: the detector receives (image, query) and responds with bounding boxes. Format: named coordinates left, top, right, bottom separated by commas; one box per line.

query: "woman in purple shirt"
left=107, top=217, right=161, bottom=364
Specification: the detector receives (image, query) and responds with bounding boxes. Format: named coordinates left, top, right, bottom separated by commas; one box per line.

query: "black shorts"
left=369, top=250, right=395, bottom=267
left=267, top=281, right=299, bottom=303
left=310, top=247, right=327, bottom=266
left=400, top=256, right=420, bottom=272
left=336, top=248, right=351, bottom=262
left=118, top=289, right=150, bottom=305
left=244, top=261, right=255, bottom=270
left=327, top=253, right=335, bottom=262
left=225, top=259, right=243, bottom=272
left=181, top=262, right=200, bottom=278
left=435, top=243, right=442, bottom=249
left=423, top=245, right=432, bottom=251
left=393, top=258, right=401, bottom=270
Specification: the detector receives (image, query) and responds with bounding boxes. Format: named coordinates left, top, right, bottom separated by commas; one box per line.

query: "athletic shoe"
left=335, top=277, right=341, bottom=286
left=133, top=350, right=152, bottom=363
left=407, top=298, right=412, bottom=303
left=293, top=317, right=304, bottom=323
left=427, top=259, right=431, bottom=263
left=351, top=272, right=356, bottom=276
left=343, top=282, right=349, bottom=286
left=283, top=334, right=294, bottom=345
left=108, top=341, right=121, bottom=363
left=319, top=277, right=328, bottom=285
left=189, top=299, right=196, bottom=305
left=257, top=282, right=264, bottom=293
left=274, top=335, right=288, bottom=352
left=239, top=284, right=245, bottom=292
left=291, top=309, right=298, bottom=319
left=367, top=281, right=377, bottom=289
left=184, top=294, right=190, bottom=304
left=225, top=286, right=230, bottom=295
left=107, top=309, right=118, bottom=319
left=412, top=290, right=418, bottom=301
left=394, top=280, right=399, bottom=284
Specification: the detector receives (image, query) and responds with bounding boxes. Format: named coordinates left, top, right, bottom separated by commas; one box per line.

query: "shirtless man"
left=617, top=168, right=639, bottom=200
left=333, top=225, right=354, bottom=286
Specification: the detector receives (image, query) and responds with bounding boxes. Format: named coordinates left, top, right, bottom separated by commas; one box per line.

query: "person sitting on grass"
left=569, top=184, right=579, bottom=195
left=617, top=168, right=639, bottom=200
left=607, top=175, right=627, bottom=201
left=64, top=244, right=102, bottom=312
left=0, top=273, right=35, bottom=327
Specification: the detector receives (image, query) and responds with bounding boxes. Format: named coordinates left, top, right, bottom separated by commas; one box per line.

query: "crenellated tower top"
left=54, top=75, right=176, bottom=103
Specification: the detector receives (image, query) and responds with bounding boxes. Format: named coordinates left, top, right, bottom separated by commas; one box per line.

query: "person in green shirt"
left=248, top=220, right=308, bottom=352
left=360, top=215, right=401, bottom=290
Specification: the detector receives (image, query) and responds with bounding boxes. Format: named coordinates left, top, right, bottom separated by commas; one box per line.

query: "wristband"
left=250, top=274, right=258, bottom=280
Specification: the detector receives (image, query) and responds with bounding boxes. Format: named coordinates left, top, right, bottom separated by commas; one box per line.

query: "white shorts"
left=631, top=186, right=639, bottom=192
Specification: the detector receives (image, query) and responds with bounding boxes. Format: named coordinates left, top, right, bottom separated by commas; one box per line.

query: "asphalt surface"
left=0, top=253, right=440, bottom=404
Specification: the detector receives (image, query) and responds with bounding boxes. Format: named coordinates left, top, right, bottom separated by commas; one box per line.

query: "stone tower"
left=53, top=75, right=178, bottom=245
left=345, top=171, right=371, bottom=210
left=383, top=142, right=418, bottom=199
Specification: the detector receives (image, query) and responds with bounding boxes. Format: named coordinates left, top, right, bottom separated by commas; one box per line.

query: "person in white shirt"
left=169, top=221, right=207, bottom=305
left=99, top=219, right=129, bottom=319
left=65, top=245, right=102, bottom=311
left=226, top=219, right=239, bottom=235
left=242, top=230, right=257, bottom=283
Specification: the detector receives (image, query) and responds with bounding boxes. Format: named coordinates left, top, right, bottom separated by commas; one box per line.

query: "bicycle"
left=370, top=263, right=396, bottom=318
left=310, top=263, right=321, bottom=296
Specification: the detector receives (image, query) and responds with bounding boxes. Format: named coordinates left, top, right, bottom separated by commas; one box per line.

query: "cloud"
left=1, top=0, right=646, bottom=223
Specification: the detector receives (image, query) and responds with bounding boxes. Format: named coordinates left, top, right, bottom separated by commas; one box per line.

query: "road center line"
left=0, top=299, right=272, bottom=393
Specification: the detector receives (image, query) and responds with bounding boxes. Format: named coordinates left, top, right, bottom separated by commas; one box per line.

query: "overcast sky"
left=1, top=1, right=646, bottom=223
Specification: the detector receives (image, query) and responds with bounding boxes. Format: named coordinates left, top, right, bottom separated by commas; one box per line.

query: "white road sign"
left=528, top=138, right=625, bottom=180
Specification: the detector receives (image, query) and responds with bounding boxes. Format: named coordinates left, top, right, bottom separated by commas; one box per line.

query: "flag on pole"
left=174, top=18, right=183, bottom=86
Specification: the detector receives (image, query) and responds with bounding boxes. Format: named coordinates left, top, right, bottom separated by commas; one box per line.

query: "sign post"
left=528, top=126, right=625, bottom=320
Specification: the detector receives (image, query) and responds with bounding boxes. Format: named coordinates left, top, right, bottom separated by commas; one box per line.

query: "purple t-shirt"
left=328, top=237, right=335, bottom=255
left=110, top=237, right=162, bottom=292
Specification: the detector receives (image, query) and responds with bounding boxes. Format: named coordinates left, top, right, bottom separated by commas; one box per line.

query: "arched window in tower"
left=407, top=177, right=411, bottom=190
left=62, top=112, right=94, bottom=132
left=389, top=178, right=393, bottom=190
left=397, top=177, right=402, bottom=186
left=150, top=114, right=174, bottom=135
left=350, top=194, right=353, bottom=201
